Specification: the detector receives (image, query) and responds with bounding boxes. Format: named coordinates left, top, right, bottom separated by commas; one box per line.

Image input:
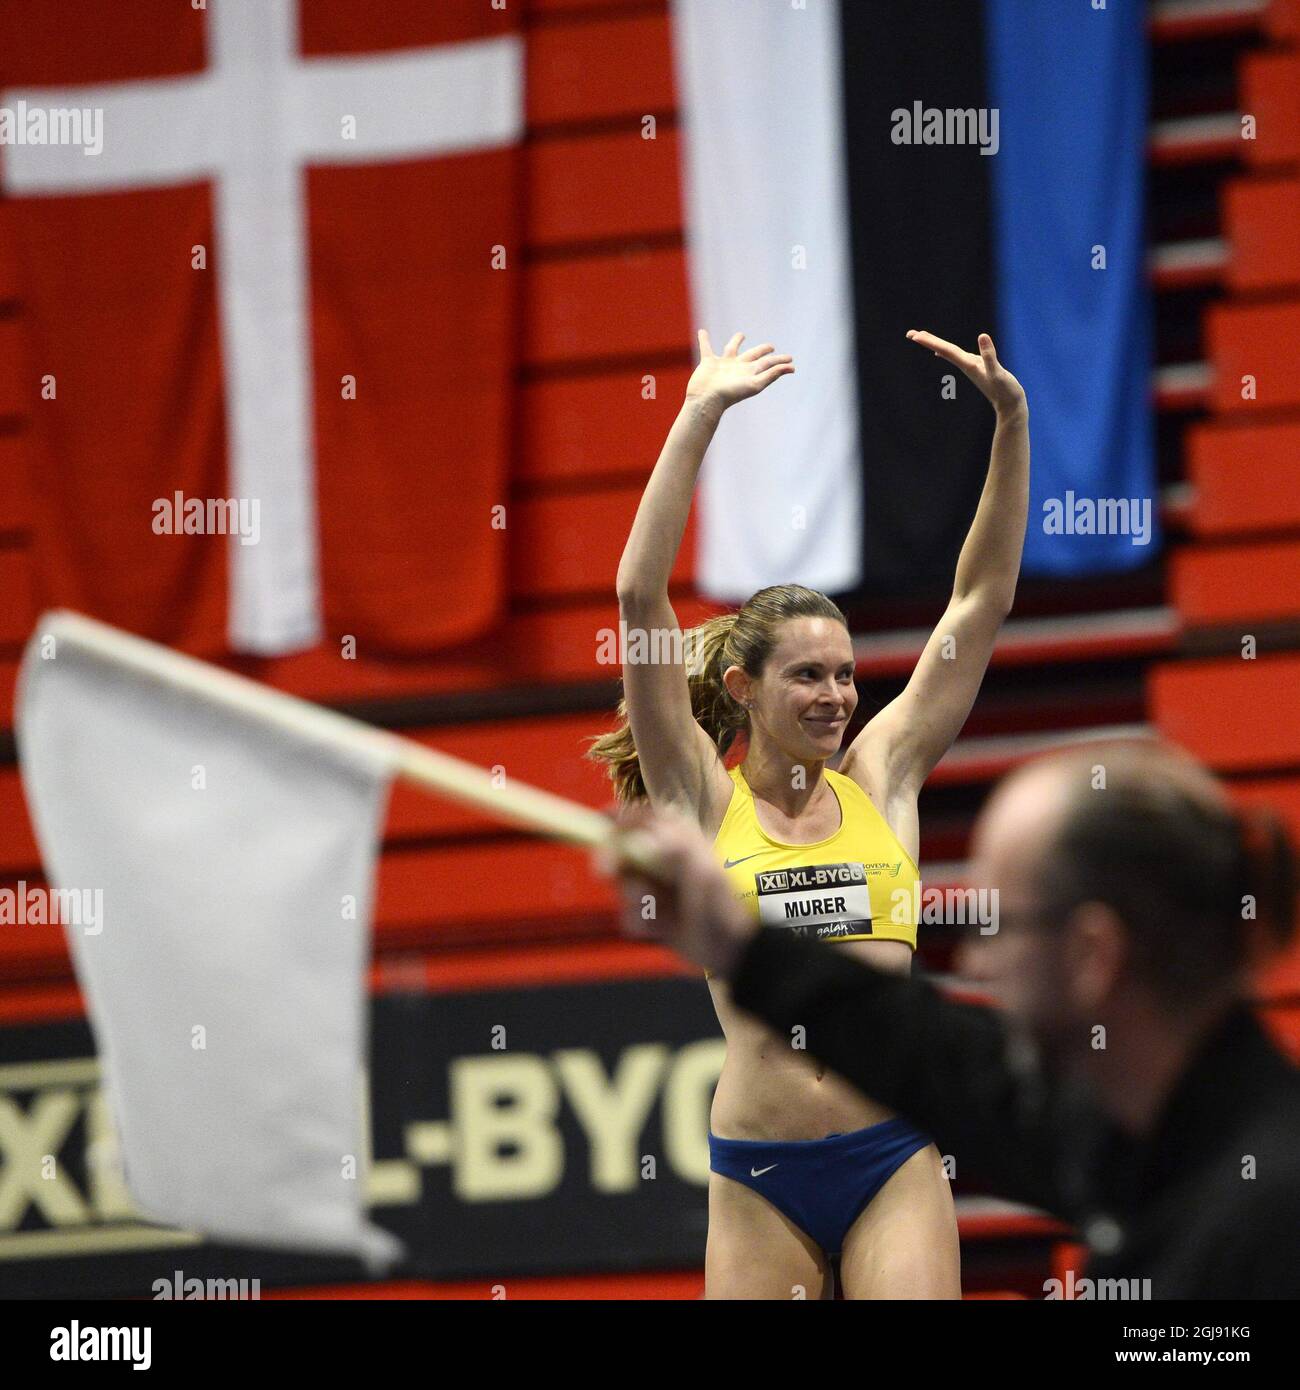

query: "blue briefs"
left=708, top=1117, right=933, bottom=1256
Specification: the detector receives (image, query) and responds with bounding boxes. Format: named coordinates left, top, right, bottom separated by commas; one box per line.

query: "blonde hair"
left=585, top=584, right=849, bottom=804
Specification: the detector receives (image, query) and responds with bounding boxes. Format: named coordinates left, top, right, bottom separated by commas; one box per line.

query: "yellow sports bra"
left=712, top=764, right=920, bottom=949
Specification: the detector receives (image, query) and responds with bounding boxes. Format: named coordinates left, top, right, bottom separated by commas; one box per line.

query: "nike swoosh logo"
left=749, top=1164, right=778, bottom=1177
left=723, top=853, right=765, bottom=869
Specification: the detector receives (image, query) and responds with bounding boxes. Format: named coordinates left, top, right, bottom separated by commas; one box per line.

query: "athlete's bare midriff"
left=698, top=764, right=919, bottom=1141
left=707, top=958, right=907, bottom=1141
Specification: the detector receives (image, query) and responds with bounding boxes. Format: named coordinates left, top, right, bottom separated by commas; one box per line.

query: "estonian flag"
left=672, top=0, right=1157, bottom=603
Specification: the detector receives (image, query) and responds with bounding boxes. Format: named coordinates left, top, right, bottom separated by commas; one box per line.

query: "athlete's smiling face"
left=729, top=617, right=858, bottom=760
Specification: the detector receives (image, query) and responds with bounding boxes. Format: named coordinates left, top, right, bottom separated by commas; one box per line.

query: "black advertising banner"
left=0, top=976, right=721, bottom=1298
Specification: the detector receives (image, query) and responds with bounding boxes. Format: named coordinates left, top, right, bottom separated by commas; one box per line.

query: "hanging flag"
left=672, top=0, right=1156, bottom=602
left=15, top=613, right=400, bottom=1262
left=983, top=0, right=1156, bottom=577
left=670, top=0, right=862, bottom=603
left=0, top=0, right=523, bottom=656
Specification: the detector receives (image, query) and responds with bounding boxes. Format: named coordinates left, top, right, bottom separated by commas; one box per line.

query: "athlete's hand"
left=906, top=329, right=1026, bottom=416
left=591, top=803, right=759, bottom=977
left=685, top=330, right=795, bottom=413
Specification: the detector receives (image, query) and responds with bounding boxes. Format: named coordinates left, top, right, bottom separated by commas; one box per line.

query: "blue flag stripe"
left=985, top=0, right=1158, bottom=574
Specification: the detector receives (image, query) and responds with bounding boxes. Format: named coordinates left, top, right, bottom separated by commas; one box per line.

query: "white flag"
left=15, top=618, right=401, bottom=1266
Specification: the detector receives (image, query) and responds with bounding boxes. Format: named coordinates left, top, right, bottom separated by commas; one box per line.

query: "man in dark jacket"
left=597, top=740, right=1300, bottom=1298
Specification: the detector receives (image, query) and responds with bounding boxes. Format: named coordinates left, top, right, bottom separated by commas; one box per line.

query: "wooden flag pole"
left=26, top=610, right=664, bottom=877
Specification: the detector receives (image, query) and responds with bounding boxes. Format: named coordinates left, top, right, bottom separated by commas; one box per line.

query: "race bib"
left=753, top=862, right=875, bottom=939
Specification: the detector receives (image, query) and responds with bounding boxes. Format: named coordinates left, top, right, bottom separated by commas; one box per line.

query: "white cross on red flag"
left=0, top=0, right=522, bottom=656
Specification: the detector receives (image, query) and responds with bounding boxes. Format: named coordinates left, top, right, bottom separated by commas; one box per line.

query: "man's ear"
left=1063, top=902, right=1127, bottom=1013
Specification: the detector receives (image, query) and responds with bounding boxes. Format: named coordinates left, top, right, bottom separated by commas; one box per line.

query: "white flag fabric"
left=670, top=0, right=862, bottom=602
left=16, top=622, right=401, bottom=1266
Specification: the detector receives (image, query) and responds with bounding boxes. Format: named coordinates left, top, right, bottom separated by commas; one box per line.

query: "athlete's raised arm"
left=612, top=330, right=794, bottom=820
left=841, top=331, right=1029, bottom=811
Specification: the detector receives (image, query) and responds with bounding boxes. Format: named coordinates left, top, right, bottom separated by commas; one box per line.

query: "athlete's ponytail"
left=585, top=584, right=848, bottom=804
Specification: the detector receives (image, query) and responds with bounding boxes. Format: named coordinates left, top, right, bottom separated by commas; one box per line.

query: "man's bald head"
left=970, top=739, right=1289, bottom=1015
left=990, top=738, right=1232, bottom=831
